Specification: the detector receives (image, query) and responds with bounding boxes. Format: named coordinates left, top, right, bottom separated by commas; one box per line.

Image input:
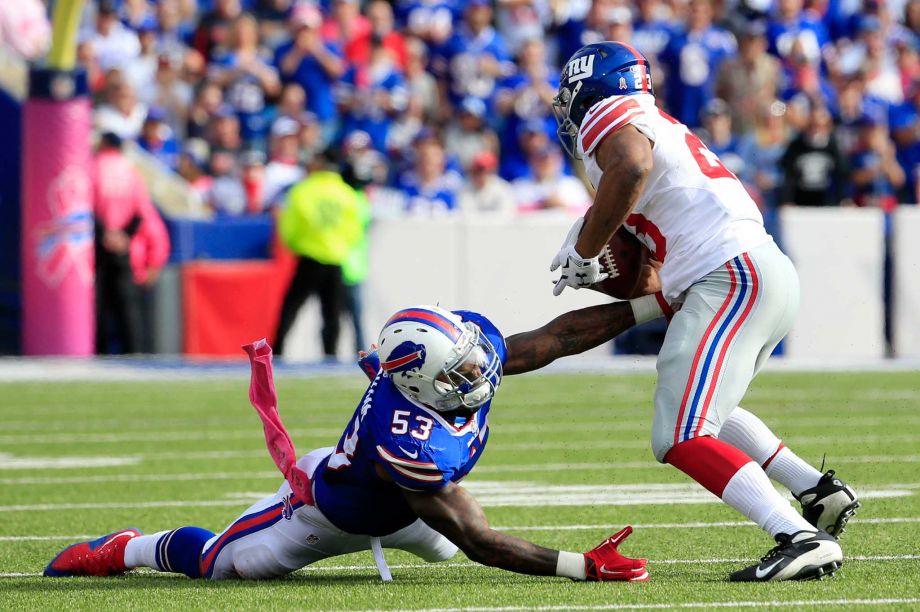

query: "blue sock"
left=154, top=527, right=214, bottom=579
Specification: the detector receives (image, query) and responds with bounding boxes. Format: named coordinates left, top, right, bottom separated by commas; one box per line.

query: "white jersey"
left=578, top=93, right=772, bottom=300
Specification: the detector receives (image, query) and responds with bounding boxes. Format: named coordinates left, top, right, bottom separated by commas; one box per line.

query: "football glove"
left=583, top=526, right=649, bottom=582
left=550, top=217, right=608, bottom=296
left=357, top=344, right=381, bottom=381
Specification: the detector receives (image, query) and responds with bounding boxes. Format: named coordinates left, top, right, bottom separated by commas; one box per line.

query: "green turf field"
left=1, top=370, right=919, bottom=610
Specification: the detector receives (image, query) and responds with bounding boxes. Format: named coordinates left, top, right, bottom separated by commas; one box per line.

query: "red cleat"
left=44, top=529, right=142, bottom=577
left=584, top=526, right=649, bottom=582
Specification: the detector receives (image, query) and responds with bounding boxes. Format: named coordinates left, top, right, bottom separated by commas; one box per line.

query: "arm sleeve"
left=577, top=95, right=656, bottom=158
left=374, top=435, right=452, bottom=492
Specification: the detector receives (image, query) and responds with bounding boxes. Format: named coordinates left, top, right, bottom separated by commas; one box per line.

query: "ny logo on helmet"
left=565, top=54, right=595, bottom=83
left=381, top=341, right=427, bottom=374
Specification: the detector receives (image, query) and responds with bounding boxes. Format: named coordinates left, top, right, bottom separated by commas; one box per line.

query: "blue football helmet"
left=552, top=41, right=654, bottom=158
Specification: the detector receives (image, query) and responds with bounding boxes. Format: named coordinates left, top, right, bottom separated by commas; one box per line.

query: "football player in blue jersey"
left=44, top=297, right=669, bottom=583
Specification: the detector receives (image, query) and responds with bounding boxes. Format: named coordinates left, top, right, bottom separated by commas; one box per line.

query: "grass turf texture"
left=1, top=371, right=919, bottom=610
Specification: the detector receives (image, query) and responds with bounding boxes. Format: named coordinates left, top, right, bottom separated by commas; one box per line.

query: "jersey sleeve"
left=577, top=95, right=657, bottom=157
left=373, top=419, right=456, bottom=491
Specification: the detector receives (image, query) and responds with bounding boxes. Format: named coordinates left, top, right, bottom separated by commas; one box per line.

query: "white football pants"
left=651, top=241, right=800, bottom=461
left=201, top=447, right=457, bottom=580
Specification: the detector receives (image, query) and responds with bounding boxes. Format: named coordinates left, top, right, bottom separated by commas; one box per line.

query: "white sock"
left=123, top=531, right=169, bottom=570
left=721, top=462, right=815, bottom=537
left=766, top=448, right=824, bottom=496
left=720, top=407, right=822, bottom=496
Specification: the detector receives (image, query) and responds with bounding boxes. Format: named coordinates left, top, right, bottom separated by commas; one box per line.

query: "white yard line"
left=4, top=453, right=920, bottom=481
left=4, top=428, right=920, bottom=448
left=0, top=500, right=248, bottom=512
left=2, top=556, right=919, bottom=580
left=353, top=599, right=920, bottom=611
left=0, top=481, right=915, bottom=512
left=0, top=428, right=339, bottom=446
left=4, top=518, right=920, bottom=542
left=0, top=471, right=281, bottom=485
left=494, top=517, right=920, bottom=532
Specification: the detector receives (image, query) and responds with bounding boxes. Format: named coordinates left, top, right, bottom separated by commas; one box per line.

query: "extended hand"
left=583, top=526, right=649, bottom=582
left=550, top=217, right=607, bottom=296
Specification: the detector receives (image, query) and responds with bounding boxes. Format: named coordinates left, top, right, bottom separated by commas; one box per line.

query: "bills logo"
left=565, top=54, right=595, bottom=83
left=282, top=492, right=296, bottom=520
left=33, top=166, right=94, bottom=288
left=381, top=341, right=427, bottom=374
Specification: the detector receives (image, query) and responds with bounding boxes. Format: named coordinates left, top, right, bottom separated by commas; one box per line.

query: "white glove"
left=550, top=217, right=608, bottom=296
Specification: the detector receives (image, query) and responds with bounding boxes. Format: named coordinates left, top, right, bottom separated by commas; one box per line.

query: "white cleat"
left=729, top=530, right=843, bottom=582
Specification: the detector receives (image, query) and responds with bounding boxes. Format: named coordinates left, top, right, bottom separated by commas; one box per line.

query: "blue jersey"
left=659, top=26, right=736, bottom=127
left=766, top=15, right=829, bottom=64
left=274, top=40, right=343, bottom=122
left=431, top=25, right=512, bottom=107
left=312, top=311, right=507, bottom=536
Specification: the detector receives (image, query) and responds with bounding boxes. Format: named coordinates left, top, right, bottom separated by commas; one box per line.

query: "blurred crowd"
left=75, top=0, right=920, bottom=218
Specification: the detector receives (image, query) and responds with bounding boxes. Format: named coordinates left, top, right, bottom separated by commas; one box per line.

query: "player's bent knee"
left=650, top=428, right=674, bottom=464
left=417, top=537, right=459, bottom=563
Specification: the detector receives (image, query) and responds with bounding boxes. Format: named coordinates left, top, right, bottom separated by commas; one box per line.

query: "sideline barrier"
left=894, top=207, right=920, bottom=358
left=194, top=208, right=890, bottom=361
left=181, top=247, right=295, bottom=356
left=780, top=207, right=886, bottom=360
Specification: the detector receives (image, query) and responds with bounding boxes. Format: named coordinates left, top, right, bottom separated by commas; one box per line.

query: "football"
left=590, top=227, right=650, bottom=300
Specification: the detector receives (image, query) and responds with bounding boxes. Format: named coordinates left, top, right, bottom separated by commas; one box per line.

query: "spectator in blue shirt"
left=430, top=0, right=513, bottom=110
left=739, top=100, right=793, bottom=209
left=337, top=34, right=409, bottom=152
left=890, top=80, right=920, bottom=199
left=658, top=0, right=736, bottom=127
left=554, top=0, right=611, bottom=68
left=275, top=3, right=346, bottom=138
left=209, top=13, right=280, bottom=146
left=395, top=0, right=460, bottom=45
left=699, top=98, right=747, bottom=179
left=495, top=38, right=558, bottom=180
left=851, top=113, right=906, bottom=211
left=137, top=106, right=180, bottom=170
left=500, top=116, right=556, bottom=181
left=397, top=132, right=462, bottom=214
left=632, top=0, right=676, bottom=61
left=766, top=0, right=829, bottom=68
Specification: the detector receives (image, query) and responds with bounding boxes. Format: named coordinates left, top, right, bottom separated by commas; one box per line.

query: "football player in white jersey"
left=550, top=42, right=859, bottom=582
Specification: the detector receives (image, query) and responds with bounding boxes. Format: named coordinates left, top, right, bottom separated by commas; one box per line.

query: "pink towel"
left=242, top=339, right=314, bottom=506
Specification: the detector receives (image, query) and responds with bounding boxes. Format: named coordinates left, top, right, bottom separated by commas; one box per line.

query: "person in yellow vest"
left=274, top=149, right=362, bottom=358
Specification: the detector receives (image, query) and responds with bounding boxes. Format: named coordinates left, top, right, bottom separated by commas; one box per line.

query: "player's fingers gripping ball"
left=590, top=227, right=654, bottom=299
left=551, top=217, right=609, bottom=296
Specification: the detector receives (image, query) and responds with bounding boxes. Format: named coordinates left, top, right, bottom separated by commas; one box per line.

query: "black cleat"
left=796, top=470, right=860, bottom=537
left=729, top=530, right=843, bottom=582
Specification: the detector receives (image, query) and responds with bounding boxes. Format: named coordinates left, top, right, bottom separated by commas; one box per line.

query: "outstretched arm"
left=402, top=481, right=559, bottom=575
left=503, top=302, right=635, bottom=376
left=503, top=289, right=667, bottom=376
left=399, top=478, right=648, bottom=581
